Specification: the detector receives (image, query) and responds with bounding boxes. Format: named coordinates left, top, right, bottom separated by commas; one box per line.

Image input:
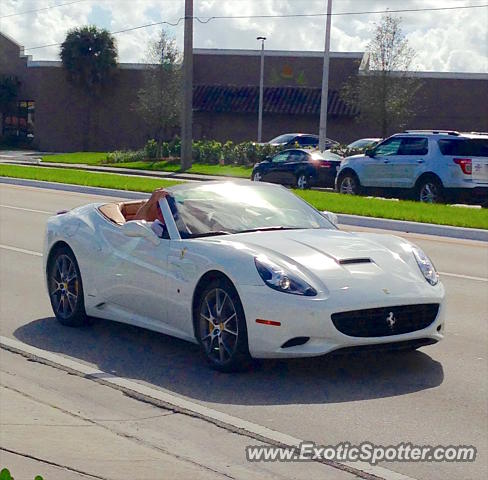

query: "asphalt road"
left=1, top=183, right=487, bottom=480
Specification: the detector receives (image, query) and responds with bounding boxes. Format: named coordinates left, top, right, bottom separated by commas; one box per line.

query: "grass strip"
left=42, top=153, right=253, bottom=178
left=2, top=164, right=487, bottom=229
left=105, top=161, right=253, bottom=178
left=296, top=190, right=488, bottom=229
left=0, top=164, right=181, bottom=192
left=41, top=152, right=108, bottom=165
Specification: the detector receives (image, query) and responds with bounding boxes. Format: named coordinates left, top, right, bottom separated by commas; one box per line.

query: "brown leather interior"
left=98, top=200, right=146, bottom=225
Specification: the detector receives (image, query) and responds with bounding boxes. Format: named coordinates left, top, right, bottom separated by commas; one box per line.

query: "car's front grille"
left=331, top=304, right=440, bottom=337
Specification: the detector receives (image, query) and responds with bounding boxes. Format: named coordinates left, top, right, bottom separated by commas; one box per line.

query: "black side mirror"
left=365, top=148, right=375, bottom=157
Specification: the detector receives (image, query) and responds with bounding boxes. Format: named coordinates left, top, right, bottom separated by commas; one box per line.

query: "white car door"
left=100, top=224, right=170, bottom=327
left=389, top=137, right=429, bottom=188
left=361, top=137, right=403, bottom=187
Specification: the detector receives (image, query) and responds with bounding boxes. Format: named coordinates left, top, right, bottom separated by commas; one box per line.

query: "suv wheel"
left=418, top=177, right=444, bottom=203
left=338, top=173, right=360, bottom=195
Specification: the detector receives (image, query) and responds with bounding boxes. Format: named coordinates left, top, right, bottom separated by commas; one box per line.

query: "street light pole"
left=181, top=0, right=193, bottom=170
left=257, top=36, right=266, bottom=142
left=318, top=0, right=332, bottom=152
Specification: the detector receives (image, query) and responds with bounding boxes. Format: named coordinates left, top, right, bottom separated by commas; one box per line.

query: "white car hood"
left=224, top=229, right=427, bottom=295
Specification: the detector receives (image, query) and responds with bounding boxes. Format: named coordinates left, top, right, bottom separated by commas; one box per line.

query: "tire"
left=417, top=177, right=444, bottom=204
left=195, top=278, right=251, bottom=372
left=296, top=173, right=310, bottom=190
left=337, top=172, right=360, bottom=195
left=252, top=171, right=263, bottom=182
left=47, top=246, right=88, bottom=327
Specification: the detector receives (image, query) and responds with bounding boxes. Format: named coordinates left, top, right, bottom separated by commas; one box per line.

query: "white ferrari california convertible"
left=44, top=181, right=445, bottom=371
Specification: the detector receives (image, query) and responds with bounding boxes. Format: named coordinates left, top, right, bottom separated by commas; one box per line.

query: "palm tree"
left=60, top=26, right=117, bottom=150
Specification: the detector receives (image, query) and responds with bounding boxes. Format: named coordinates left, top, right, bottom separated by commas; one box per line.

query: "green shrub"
left=331, top=144, right=366, bottom=158
left=144, top=139, right=158, bottom=159
left=105, top=150, right=145, bottom=163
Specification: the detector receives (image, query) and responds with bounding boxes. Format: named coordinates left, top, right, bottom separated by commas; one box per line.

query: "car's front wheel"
left=47, top=246, right=88, bottom=327
left=196, top=279, right=251, bottom=372
left=338, top=172, right=360, bottom=195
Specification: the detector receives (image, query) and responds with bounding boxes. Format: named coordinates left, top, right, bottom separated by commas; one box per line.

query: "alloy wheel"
left=419, top=182, right=440, bottom=203
left=297, top=175, right=308, bottom=189
left=340, top=176, right=356, bottom=194
left=49, top=254, right=79, bottom=319
left=253, top=172, right=262, bottom=182
left=199, top=288, right=239, bottom=365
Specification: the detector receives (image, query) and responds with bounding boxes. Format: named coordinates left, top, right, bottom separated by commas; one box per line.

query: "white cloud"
left=0, top=0, right=486, bottom=72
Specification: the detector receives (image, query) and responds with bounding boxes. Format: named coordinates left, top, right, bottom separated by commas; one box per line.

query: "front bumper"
left=239, top=284, right=445, bottom=359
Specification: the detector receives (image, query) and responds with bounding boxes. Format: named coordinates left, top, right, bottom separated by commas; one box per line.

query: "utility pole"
left=318, top=0, right=332, bottom=152
left=257, top=36, right=266, bottom=142
left=181, top=0, right=193, bottom=170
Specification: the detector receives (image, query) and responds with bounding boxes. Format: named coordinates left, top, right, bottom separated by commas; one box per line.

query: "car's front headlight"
left=412, top=246, right=439, bottom=286
left=254, top=256, right=317, bottom=296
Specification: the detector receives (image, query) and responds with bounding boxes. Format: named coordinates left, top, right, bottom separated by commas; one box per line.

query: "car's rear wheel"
left=196, top=279, right=251, bottom=372
left=296, top=173, right=310, bottom=190
left=417, top=177, right=444, bottom=203
left=338, top=172, right=360, bottom=195
left=252, top=171, right=262, bottom=182
left=47, top=246, right=87, bottom=327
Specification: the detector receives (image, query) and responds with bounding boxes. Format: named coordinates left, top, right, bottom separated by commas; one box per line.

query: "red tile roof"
left=193, top=85, right=358, bottom=116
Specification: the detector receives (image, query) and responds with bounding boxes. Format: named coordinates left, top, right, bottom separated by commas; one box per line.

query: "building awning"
left=193, top=85, right=358, bottom=116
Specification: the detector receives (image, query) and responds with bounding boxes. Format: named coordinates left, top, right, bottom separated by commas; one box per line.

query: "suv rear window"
left=438, top=139, right=488, bottom=157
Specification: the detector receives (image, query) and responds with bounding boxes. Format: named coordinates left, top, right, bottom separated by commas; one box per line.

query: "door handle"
left=383, top=160, right=390, bottom=164
left=417, top=160, right=425, bottom=164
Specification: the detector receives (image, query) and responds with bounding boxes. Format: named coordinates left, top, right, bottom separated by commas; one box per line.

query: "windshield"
left=166, top=182, right=334, bottom=238
left=268, top=134, right=296, bottom=144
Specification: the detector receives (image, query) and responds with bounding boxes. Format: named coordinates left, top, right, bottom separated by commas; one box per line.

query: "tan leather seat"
left=98, top=200, right=147, bottom=225
left=98, top=203, right=126, bottom=224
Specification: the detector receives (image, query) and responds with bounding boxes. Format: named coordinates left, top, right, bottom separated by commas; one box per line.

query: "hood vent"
left=338, top=258, right=372, bottom=265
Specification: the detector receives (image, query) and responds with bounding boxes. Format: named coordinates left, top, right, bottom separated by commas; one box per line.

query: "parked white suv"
left=335, top=131, right=488, bottom=205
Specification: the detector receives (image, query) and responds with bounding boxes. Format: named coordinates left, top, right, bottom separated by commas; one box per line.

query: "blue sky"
left=1, top=0, right=487, bottom=72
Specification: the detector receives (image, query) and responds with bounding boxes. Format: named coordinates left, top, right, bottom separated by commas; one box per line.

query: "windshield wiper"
left=236, top=226, right=301, bottom=234
left=190, top=230, right=232, bottom=238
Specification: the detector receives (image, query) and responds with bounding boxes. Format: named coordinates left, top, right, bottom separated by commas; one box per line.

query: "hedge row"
left=104, top=138, right=367, bottom=166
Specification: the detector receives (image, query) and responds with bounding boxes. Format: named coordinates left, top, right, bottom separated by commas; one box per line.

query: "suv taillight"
left=453, top=158, right=472, bottom=175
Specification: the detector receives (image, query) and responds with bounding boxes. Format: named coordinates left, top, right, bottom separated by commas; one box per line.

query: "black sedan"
left=251, top=149, right=342, bottom=189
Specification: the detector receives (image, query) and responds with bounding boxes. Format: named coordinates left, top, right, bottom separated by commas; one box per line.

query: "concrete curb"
left=1, top=176, right=487, bottom=242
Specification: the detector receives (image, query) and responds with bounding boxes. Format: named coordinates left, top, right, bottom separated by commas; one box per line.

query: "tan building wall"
left=2, top=32, right=487, bottom=151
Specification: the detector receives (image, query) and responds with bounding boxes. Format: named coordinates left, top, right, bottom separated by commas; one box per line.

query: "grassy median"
left=0, top=164, right=181, bottom=191
left=42, top=153, right=253, bottom=178
left=2, top=164, right=487, bottom=229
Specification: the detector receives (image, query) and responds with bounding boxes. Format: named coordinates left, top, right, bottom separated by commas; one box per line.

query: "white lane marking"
left=0, top=204, right=52, bottom=215
left=0, top=335, right=416, bottom=480
left=439, top=271, right=488, bottom=283
left=0, top=244, right=43, bottom=257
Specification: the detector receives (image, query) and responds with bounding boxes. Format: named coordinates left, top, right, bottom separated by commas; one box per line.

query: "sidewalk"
left=0, top=347, right=353, bottom=480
